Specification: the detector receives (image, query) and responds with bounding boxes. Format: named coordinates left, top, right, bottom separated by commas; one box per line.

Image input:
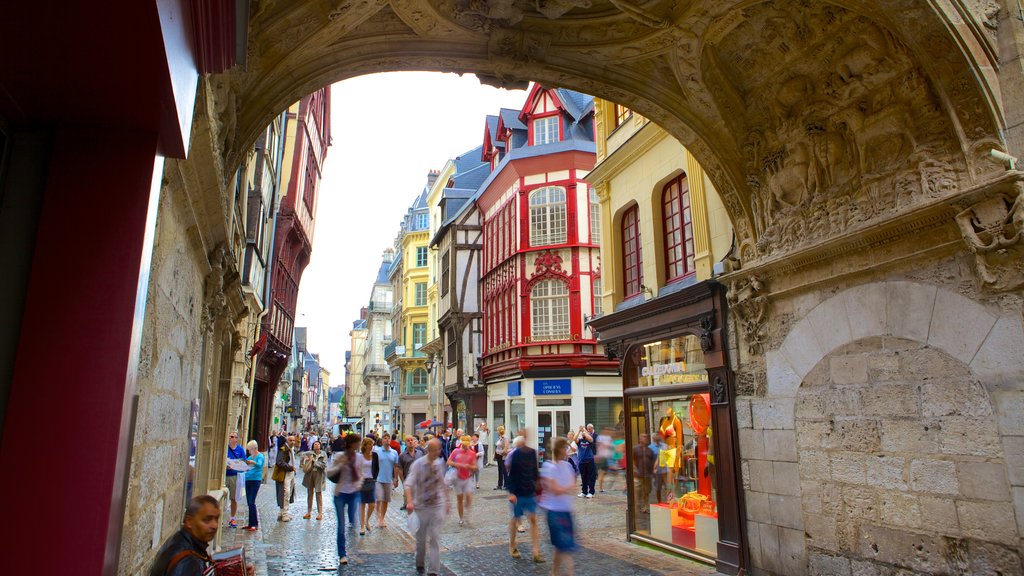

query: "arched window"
left=663, top=175, right=694, bottom=282
left=529, top=187, right=567, bottom=246
left=408, top=368, right=428, bottom=395
left=589, top=189, right=601, bottom=245
left=621, top=205, right=643, bottom=298
left=531, top=279, right=570, bottom=341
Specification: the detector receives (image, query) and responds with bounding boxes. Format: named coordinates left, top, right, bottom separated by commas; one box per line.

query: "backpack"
left=371, top=450, right=380, bottom=480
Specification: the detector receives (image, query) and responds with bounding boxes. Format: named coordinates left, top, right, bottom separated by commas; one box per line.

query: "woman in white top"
left=540, top=437, right=579, bottom=575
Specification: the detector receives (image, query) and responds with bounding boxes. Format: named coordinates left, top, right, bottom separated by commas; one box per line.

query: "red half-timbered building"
left=251, top=87, right=331, bottom=443
left=479, top=85, right=619, bottom=456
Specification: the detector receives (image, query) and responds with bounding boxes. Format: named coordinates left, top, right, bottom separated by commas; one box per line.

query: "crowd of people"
left=152, top=420, right=637, bottom=575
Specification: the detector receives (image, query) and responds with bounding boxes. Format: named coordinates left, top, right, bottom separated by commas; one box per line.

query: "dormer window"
left=533, top=115, right=559, bottom=146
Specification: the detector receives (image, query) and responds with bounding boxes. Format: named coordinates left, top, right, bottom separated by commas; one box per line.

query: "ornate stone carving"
left=710, top=374, right=727, bottom=405
left=705, top=3, right=968, bottom=261
left=699, top=312, right=715, bottom=352
left=531, top=249, right=569, bottom=281
left=955, top=180, right=1024, bottom=291
left=727, top=275, right=767, bottom=355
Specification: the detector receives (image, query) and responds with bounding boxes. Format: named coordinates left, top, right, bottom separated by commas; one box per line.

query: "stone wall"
left=737, top=275, right=1024, bottom=575
left=118, top=168, right=207, bottom=576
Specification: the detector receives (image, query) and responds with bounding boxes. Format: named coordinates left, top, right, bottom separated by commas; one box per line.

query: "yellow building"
left=422, top=162, right=456, bottom=424
left=585, top=100, right=737, bottom=565
left=587, top=101, right=733, bottom=313
left=386, top=176, right=436, bottom=434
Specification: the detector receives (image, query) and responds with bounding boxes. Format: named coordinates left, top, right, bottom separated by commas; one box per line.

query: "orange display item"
left=689, top=393, right=711, bottom=434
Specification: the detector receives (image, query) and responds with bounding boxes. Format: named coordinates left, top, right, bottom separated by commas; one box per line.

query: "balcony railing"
left=367, top=301, right=393, bottom=314
left=362, top=364, right=389, bottom=378
left=384, top=341, right=404, bottom=360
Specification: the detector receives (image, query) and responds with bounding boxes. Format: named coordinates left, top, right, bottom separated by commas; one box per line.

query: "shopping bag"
left=407, top=510, right=420, bottom=533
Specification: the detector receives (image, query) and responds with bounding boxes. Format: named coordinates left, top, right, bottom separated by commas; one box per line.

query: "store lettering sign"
left=508, top=381, right=521, bottom=396
left=534, top=379, right=571, bottom=395
left=641, top=362, right=689, bottom=377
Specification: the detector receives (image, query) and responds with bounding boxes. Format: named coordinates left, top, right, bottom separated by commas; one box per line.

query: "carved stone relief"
left=954, top=179, right=1024, bottom=291
left=727, top=275, right=767, bottom=355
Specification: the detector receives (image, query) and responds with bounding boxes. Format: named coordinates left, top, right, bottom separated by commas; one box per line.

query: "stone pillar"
left=0, top=128, right=161, bottom=574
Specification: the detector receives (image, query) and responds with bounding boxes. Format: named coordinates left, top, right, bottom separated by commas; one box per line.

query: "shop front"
left=486, top=375, right=621, bottom=461
left=589, top=280, right=746, bottom=575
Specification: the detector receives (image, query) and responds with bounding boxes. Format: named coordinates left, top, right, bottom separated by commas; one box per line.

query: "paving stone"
left=219, top=466, right=717, bottom=576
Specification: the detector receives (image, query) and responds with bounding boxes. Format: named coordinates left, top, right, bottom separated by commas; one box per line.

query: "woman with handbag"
left=302, top=441, right=327, bottom=520
left=326, top=434, right=363, bottom=567
left=357, top=437, right=377, bottom=535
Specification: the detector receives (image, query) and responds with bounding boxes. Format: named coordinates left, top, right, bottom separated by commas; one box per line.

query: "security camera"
left=989, top=149, right=1018, bottom=170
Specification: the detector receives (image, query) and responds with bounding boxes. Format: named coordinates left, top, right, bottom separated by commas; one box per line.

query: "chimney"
left=360, top=307, right=368, bottom=320
left=426, top=169, right=440, bottom=189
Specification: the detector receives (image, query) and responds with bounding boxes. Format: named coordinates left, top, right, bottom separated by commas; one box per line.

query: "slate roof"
left=555, top=88, right=595, bottom=121
left=375, top=260, right=390, bottom=284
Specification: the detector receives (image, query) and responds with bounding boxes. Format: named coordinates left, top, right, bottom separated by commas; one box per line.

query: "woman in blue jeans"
left=243, top=440, right=265, bottom=531
left=326, top=434, right=363, bottom=567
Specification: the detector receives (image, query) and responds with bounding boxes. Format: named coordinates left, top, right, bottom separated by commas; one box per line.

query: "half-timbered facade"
left=477, top=85, right=619, bottom=455
left=430, top=146, right=491, bottom=431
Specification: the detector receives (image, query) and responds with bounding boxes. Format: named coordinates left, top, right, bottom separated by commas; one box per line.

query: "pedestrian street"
left=221, top=465, right=717, bottom=576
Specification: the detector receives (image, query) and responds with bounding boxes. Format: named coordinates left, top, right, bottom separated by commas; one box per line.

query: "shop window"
left=663, top=176, right=695, bottom=282
left=531, top=279, right=570, bottom=341
left=626, top=334, right=715, bottom=559
left=529, top=186, right=567, bottom=246
left=621, top=205, right=643, bottom=298
left=584, top=397, right=624, bottom=433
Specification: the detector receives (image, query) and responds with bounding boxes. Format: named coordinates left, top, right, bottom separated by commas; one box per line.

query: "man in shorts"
left=374, top=433, right=399, bottom=527
left=505, top=429, right=544, bottom=563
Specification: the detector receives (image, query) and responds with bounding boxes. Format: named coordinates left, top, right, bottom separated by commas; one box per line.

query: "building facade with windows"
left=386, top=180, right=435, bottom=434
left=585, top=100, right=742, bottom=571
left=477, top=85, right=619, bottom=458
left=361, top=253, right=393, bottom=435
left=429, top=146, right=491, bottom=431
left=251, top=87, right=332, bottom=444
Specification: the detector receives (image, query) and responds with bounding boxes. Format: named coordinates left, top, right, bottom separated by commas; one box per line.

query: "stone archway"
left=198, top=0, right=1017, bottom=272
left=751, top=281, right=1024, bottom=574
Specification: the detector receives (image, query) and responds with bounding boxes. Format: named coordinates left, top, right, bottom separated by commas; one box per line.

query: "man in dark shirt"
left=575, top=425, right=596, bottom=497
left=397, top=435, right=422, bottom=511
left=632, top=433, right=655, bottom=513
left=505, top=429, right=543, bottom=564
left=149, top=495, right=255, bottom=576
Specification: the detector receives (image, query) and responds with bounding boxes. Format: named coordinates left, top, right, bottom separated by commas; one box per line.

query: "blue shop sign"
left=534, top=379, right=571, bottom=395
left=507, top=381, right=522, bottom=396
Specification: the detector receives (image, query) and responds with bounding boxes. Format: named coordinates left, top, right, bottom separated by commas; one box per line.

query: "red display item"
left=209, top=547, right=247, bottom=576
left=688, top=393, right=711, bottom=434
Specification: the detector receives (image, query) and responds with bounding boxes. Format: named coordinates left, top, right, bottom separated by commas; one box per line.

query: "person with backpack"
left=505, top=428, right=544, bottom=564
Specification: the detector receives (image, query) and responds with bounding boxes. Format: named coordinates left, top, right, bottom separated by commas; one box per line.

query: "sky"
left=294, top=72, right=527, bottom=378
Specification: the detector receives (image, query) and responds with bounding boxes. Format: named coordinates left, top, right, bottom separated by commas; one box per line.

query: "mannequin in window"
left=658, top=406, right=683, bottom=489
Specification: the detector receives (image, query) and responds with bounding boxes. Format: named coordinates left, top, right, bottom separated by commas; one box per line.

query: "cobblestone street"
left=222, top=465, right=717, bottom=575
